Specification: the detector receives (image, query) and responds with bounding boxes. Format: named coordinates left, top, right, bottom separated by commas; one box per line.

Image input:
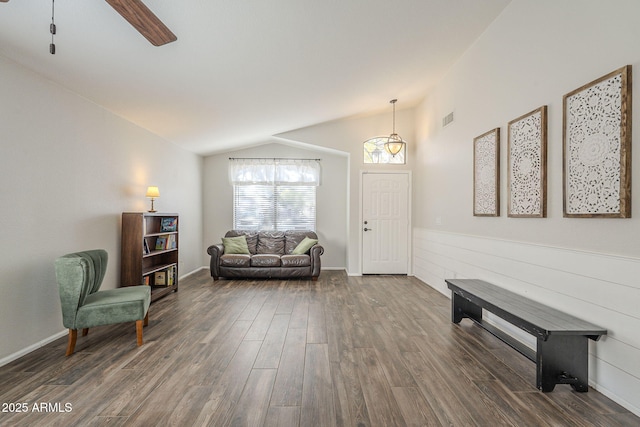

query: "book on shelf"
left=160, top=217, right=177, bottom=232
left=153, top=234, right=176, bottom=251
left=167, top=265, right=176, bottom=286
left=144, top=275, right=150, bottom=286
left=143, top=239, right=150, bottom=255
left=155, top=236, right=167, bottom=250
left=167, top=234, right=177, bottom=249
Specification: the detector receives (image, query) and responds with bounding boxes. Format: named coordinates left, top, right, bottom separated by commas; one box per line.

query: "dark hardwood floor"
left=1, top=270, right=638, bottom=426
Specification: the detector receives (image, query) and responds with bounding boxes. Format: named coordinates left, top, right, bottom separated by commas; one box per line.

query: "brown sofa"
left=207, top=230, right=323, bottom=281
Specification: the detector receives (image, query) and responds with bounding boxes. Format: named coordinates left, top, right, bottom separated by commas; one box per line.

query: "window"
left=229, top=158, right=320, bottom=231
left=363, top=137, right=406, bottom=164
left=234, top=185, right=316, bottom=230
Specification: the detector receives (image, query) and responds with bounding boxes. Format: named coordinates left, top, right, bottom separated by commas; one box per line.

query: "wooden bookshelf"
left=121, top=212, right=178, bottom=302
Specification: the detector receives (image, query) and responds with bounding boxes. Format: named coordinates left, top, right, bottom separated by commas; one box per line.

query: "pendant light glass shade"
left=383, top=99, right=405, bottom=156
left=384, top=134, right=405, bottom=156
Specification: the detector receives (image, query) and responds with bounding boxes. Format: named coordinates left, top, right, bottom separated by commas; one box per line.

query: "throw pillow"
left=292, top=236, right=318, bottom=255
left=222, top=235, right=250, bottom=254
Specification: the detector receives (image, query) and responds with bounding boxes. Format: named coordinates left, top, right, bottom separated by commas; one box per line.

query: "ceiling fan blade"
left=105, top=0, right=176, bottom=46
left=0, top=1, right=10, bottom=3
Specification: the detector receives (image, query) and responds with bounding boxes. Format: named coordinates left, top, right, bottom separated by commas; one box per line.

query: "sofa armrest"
left=309, top=244, right=324, bottom=278
left=207, top=244, right=224, bottom=280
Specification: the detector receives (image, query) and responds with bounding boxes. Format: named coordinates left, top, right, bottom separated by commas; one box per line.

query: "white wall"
left=413, top=0, right=640, bottom=414
left=0, top=56, right=203, bottom=364
left=202, top=142, right=348, bottom=269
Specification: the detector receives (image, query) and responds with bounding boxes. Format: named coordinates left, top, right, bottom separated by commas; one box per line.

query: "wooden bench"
left=445, top=279, right=607, bottom=392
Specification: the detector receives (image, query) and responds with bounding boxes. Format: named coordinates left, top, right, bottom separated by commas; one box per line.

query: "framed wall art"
left=508, top=106, right=547, bottom=218
left=563, top=65, right=632, bottom=218
left=473, top=128, right=500, bottom=216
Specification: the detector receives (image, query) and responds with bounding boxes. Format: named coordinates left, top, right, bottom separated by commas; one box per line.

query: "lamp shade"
left=145, top=186, right=160, bottom=198
left=384, top=135, right=405, bottom=156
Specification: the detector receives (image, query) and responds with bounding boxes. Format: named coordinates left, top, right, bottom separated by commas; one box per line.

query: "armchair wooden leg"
left=136, top=319, right=144, bottom=346
left=66, top=329, right=78, bottom=356
left=82, top=328, right=89, bottom=336
left=143, top=311, right=149, bottom=327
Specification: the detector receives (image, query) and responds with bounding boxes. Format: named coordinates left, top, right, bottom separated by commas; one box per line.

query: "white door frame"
left=359, top=170, right=412, bottom=275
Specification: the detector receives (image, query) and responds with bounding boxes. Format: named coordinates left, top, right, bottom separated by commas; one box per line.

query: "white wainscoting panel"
left=413, top=228, right=640, bottom=416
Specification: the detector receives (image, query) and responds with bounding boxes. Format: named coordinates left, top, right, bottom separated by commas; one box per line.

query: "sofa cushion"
left=76, top=286, right=149, bottom=329
left=257, top=231, right=285, bottom=254
left=225, top=231, right=258, bottom=254
left=281, top=254, right=311, bottom=267
left=292, top=236, right=318, bottom=255
left=251, top=254, right=281, bottom=267
left=285, top=230, right=319, bottom=253
left=222, top=236, right=250, bottom=254
left=220, top=254, right=251, bottom=267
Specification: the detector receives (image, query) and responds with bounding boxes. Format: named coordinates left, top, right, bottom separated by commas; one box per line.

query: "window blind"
left=233, top=185, right=316, bottom=231
left=230, top=158, right=319, bottom=231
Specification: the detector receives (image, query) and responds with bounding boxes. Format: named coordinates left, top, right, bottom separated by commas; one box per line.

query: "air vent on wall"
left=442, top=112, right=454, bottom=127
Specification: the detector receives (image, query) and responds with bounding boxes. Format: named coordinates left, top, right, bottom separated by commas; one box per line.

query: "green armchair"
left=54, top=249, right=151, bottom=356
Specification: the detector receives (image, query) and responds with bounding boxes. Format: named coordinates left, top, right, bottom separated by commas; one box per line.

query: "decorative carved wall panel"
left=508, top=106, right=547, bottom=217
left=474, top=128, right=500, bottom=217
left=563, top=66, right=631, bottom=218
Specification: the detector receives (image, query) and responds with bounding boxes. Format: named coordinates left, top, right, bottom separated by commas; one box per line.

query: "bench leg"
left=451, top=292, right=482, bottom=324
left=537, top=335, right=589, bottom=392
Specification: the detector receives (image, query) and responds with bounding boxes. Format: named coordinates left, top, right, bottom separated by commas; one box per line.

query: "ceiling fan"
left=105, top=0, right=177, bottom=46
left=0, top=0, right=176, bottom=47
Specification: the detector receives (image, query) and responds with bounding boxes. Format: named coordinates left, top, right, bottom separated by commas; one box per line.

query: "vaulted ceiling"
left=0, top=0, right=511, bottom=155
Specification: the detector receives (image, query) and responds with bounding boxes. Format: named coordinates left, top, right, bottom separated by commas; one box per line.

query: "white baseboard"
left=2, top=267, right=208, bottom=368
left=179, top=266, right=208, bottom=280
left=0, top=330, right=68, bottom=368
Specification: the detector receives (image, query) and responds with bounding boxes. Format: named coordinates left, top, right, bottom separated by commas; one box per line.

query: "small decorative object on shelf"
left=121, top=212, right=179, bottom=302
left=154, top=271, right=167, bottom=286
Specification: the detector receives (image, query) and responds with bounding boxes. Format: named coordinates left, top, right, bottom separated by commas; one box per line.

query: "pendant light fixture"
left=384, top=99, right=405, bottom=156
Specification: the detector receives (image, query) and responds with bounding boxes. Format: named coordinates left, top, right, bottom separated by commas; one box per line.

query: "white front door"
left=362, top=172, right=409, bottom=274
